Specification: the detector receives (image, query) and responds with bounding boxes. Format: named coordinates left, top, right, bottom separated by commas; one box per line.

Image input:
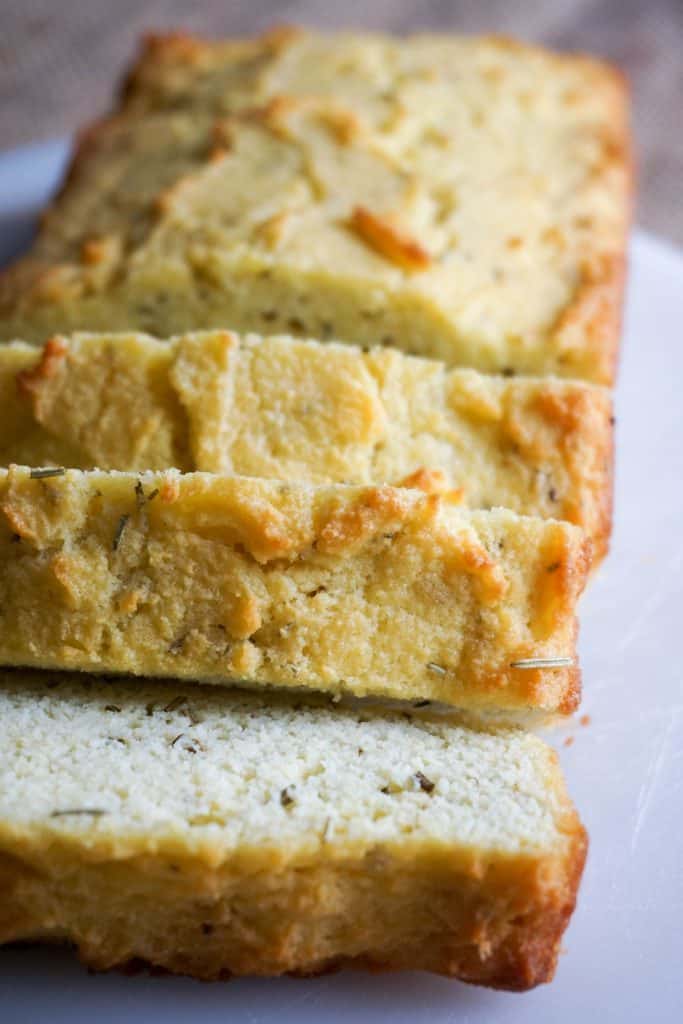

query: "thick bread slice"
left=0, top=29, right=630, bottom=382
left=1, top=331, right=614, bottom=558
left=0, top=466, right=589, bottom=714
left=0, top=671, right=587, bottom=989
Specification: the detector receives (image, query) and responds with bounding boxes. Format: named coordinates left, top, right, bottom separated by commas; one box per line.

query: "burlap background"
left=1, top=0, right=681, bottom=243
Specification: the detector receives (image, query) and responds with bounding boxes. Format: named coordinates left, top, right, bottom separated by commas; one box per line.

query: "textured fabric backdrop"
left=0, top=0, right=681, bottom=243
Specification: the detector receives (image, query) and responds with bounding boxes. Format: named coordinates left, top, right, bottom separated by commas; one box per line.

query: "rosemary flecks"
left=135, top=480, right=159, bottom=508
left=112, top=514, right=129, bottom=551
left=509, top=657, right=574, bottom=670
left=168, top=634, right=187, bottom=655
left=30, top=467, right=65, bottom=479
left=163, top=695, right=186, bottom=713
left=280, top=785, right=296, bottom=808
left=50, top=808, right=108, bottom=817
left=415, top=771, right=435, bottom=794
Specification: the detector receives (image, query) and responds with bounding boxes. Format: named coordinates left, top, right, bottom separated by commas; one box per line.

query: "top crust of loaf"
left=0, top=330, right=613, bottom=559
left=0, top=29, right=631, bottom=382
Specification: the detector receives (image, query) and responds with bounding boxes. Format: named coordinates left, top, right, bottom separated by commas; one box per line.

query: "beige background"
left=0, top=0, right=681, bottom=244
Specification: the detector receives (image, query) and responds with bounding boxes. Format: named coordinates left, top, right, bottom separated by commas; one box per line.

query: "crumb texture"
left=0, top=671, right=587, bottom=988
left=0, top=29, right=630, bottom=382
left=0, top=331, right=613, bottom=558
left=0, top=466, right=588, bottom=712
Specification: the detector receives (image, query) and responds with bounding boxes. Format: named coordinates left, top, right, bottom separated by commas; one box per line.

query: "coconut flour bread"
left=1, top=330, right=614, bottom=557
left=0, top=29, right=630, bottom=382
left=0, top=465, right=589, bottom=714
left=0, top=671, right=587, bottom=989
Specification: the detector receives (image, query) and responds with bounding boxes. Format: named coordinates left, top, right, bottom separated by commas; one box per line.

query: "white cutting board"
left=0, top=139, right=681, bottom=1024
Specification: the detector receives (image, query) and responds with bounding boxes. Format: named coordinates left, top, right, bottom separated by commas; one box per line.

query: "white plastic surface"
left=0, top=139, right=681, bottom=1023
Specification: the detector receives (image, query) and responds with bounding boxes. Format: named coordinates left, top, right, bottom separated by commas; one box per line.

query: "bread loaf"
left=0, top=29, right=630, bottom=382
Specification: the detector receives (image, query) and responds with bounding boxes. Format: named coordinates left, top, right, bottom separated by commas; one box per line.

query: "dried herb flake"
left=112, top=514, right=130, bottom=551
left=168, top=635, right=187, bottom=655
left=30, top=467, right=66, bottom=479
left=164, top=695, right=187, bottom=713
left=280, top=785, right=296, bottom=808
left=415, top=771, right=435, bottom=794
left=50, top=808, right=108, bottom=817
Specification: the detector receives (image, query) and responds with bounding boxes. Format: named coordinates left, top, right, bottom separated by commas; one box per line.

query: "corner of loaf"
left=0, top=28, right=631, bottom=384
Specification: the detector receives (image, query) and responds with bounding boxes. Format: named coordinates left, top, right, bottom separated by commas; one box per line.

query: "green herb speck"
left=30, top=467, right=65, bottom=479
left=112, top=514, right=129, bottom=551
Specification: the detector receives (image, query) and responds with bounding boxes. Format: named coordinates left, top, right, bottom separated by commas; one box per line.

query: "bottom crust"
left=0, top=826, right=587, bottom=992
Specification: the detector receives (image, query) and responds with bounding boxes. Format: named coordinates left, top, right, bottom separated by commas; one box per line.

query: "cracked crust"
left=0, top=465, right=589, bottom=714
left=0, top=331, right=614, bottom=560
left=0, top=29, right=631, bottom=382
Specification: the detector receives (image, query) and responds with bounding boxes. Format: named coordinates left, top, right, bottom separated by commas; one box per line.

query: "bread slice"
left=1, top=330, right=614, bottom=558
left=0, top=465, right=589, bottom=714
left=0, top=29, right=630, bottom=382
left=0, top=670, right=587, bottom=989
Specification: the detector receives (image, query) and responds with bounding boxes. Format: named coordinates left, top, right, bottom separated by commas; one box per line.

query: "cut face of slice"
left=0, top=670, right=587, bottom=989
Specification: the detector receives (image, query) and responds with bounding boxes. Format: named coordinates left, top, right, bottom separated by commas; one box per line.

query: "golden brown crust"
left=466, top=821, right=588, bottom=991
left=552, top=252, right=627, bottom=386
left=119, top=26, right=302, bottom=105
left=533, top=386, right=613, bottom=562
left=552, top=61, right=633, bottom=385
left=348, top=206, right=432, bottom=272
left=15, top=335, right=68, bottom=408
left=315, top=485, right=414, bottom=555
left=0, top=822, right=587, bottom=990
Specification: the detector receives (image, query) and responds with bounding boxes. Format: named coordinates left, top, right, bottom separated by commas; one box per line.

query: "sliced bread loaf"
left=0, top=670, right=587, bottom=988
left=2, top=330, right=613, bottom=558
left=0, top=465, right=589, bottom=714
